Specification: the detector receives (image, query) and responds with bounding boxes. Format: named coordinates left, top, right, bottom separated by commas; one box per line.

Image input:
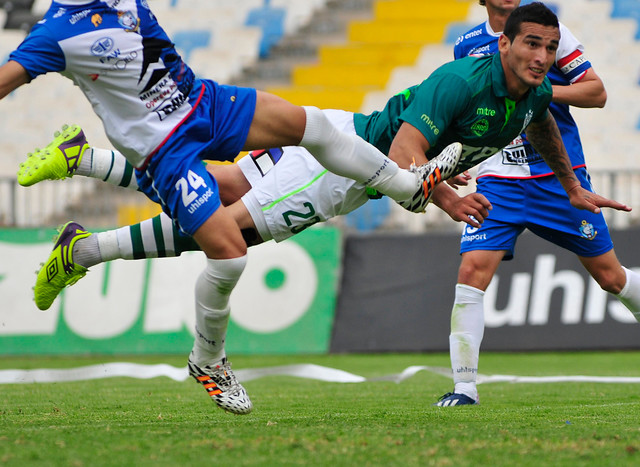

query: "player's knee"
left=593, top=269, right=626, bottom=295
left=457, top=261, right=490, bottom=288
left=241, top=228, right=263, bottom=247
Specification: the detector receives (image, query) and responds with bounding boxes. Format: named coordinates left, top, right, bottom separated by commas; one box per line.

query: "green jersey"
left=353, top=53, right=553, bottom=174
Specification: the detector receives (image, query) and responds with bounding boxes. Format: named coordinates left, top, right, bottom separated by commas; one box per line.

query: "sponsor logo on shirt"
left=90, top=37, right=114, bottom=56
left=469, top=44, right=491, bottom=56
left=420, top=114, right=440, bottom=135
left=69, top=9, right=92, bottom=25
left=477, top=107, right=496, bottom=117
left=92, top=14, right=102, bottom=27
left=471, top=118, right=489, bottom=137
left=54, top=8, right=66, bottom=18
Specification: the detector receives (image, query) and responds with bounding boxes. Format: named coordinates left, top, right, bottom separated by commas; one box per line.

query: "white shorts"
left=237, top=109, right=369, bottom=242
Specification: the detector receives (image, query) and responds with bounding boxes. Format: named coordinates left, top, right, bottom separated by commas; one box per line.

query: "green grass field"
left=1, top=352, right=639, bottom=466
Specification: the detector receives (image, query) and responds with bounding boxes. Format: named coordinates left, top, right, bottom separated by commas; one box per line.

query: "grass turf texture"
left=1, top=352, right=639, bottom=466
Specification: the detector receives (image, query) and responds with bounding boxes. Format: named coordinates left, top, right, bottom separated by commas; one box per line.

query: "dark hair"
left=503, top=2, right=559, bottom=42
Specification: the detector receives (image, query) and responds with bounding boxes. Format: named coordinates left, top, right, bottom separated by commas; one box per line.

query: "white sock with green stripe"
left=77, top=147, right=138, bottom=190
left=76, top=213, right=200, bottom=267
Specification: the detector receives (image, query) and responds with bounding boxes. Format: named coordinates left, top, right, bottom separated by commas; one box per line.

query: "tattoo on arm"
left=525, top=113, right=579, bottom=189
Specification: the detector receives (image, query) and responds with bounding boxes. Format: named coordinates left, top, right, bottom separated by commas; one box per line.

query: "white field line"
left=1, top=363, right=640, bottom=385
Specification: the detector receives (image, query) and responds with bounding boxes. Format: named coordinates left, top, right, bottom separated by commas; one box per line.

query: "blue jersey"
left=454, top=21, right=592, bottom=179
left=10, top=0, right=198, bottom=168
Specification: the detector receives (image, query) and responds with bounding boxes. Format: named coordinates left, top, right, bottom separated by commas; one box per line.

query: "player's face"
left=498, top=22, right=559, bottom=98
left=485, top=0, right=520, bottom=13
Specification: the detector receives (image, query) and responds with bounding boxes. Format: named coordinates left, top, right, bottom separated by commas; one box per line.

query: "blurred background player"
left=435, top=0, right=640, bottom=407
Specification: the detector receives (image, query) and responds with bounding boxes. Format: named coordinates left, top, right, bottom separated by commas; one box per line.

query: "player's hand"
left=446, top=171, right=472, bottom=190
left=446, top=192, right=492, bottom=228
left=567, top=186, right=632, bottom=214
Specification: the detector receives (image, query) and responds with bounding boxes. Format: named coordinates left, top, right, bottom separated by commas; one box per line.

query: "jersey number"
left=283, top=202, right=321, bottom=234
left=175, top=170, right=207, bottom=207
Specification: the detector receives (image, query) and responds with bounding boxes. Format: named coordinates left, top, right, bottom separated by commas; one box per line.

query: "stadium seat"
left=171, top=30, right=212, bottom=62
left=344, top=197, right=391, bottom=232
left=245, top=0, right=286, bottom=58
left=610, top=0, right=640, bottom=39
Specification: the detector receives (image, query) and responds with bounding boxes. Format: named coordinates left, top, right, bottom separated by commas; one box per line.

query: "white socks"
left=77, top=147, right=139, bottom=190
left=300, top=106, right=418, bottom=201
left=449, top=283, right=485, bottom=401
left=617, top=267, right=640, bottom=322
left=191, top=256, right=247, bottom=367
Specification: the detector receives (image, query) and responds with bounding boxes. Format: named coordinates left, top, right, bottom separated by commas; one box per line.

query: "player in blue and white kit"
left=435, top=0, right=640, bottom=407
left=0, top=0, right=455, bottom=415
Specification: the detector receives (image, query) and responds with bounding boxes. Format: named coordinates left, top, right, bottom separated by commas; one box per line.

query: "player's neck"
left=487, top=11, right=510, bottom=34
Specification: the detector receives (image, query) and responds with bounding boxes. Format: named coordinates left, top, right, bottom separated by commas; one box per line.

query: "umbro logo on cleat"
left=46, top=259, right=59, bottom=282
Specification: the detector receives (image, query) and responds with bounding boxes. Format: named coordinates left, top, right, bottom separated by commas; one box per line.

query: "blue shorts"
left=460, top=168, right=614, bottom=260
left=136, top=80, right=257, bottom=235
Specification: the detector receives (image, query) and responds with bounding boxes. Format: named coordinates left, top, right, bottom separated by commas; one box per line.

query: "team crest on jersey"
left=471, top=118, right=489, bottom=137
left=118, top=11, right=140, bottom=32
left=579, top=220, right=597, bottom=240
left=519, top=109, right=534, bottom=133
left=92, top=14, right=102, bottom=27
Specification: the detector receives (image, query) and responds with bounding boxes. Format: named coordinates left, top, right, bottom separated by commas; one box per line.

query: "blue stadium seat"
left=611, top=0, right=640, bottom=40
left=245, top=0, right=286, bottom=58
left=172, top=30, right=212, bottom=62
left=344, top=198, right=391, bottom=232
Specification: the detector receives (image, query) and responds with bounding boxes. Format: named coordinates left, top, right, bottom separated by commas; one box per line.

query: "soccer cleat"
left=188, top=356, right=253, bottom=415
left=399, top=142, right=462, bottom=213
left=34, top=221, right=91, bottom=311
left=17, top=124, right=89, bottom=187
left=433, top=392, right=478, bottom=407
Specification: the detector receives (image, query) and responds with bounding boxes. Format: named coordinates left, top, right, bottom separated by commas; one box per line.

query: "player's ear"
left=498, top=34, right=510, bottom=53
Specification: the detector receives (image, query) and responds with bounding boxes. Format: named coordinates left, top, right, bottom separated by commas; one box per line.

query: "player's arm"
left=551, top=68, right=606, bottom=108
left=526, top=112, right=630, bottom=213
left=0, top=61, right=29, bottom=100
left=387, top=122, right=431, bottom=169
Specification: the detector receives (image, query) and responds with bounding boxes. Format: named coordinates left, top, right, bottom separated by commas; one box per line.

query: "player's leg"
left=436, top=178, right=524, bottom=407
left=17, top=125, right=139, bottom=190
left=435, top=249, right=504, bottom=407
left=246, top=91, right=460, bottom=205
left=579, top=250, right=640, bottom=321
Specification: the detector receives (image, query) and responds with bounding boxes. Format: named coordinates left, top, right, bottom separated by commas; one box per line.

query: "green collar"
left=490, top=53, right=511, bottom=98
